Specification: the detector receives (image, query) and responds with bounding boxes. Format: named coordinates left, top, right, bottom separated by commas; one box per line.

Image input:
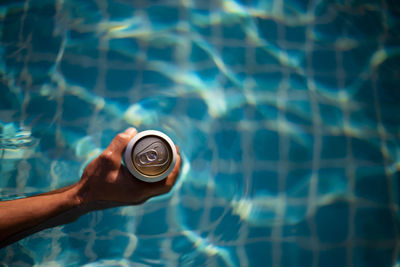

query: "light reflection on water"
left=0, top=0, right=400, bottom=266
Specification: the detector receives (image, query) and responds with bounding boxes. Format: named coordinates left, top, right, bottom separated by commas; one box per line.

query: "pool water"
left=1, top=0, right=400, bottom=266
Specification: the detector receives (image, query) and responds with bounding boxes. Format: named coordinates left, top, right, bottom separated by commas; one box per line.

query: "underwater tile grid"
left=0, top=0, right=400, bottom=266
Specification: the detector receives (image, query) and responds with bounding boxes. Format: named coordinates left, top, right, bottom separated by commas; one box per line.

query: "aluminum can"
left=124, top=130, right=177, bottom=182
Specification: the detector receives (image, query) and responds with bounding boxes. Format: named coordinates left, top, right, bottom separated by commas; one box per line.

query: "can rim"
left=124, top=130, right=177, bottom=183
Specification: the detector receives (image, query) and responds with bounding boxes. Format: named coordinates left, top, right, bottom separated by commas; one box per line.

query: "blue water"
left=0, top=0, right=400, bottom=266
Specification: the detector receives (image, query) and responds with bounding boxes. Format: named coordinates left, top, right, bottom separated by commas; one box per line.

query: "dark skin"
left=0, top=128, right=181, bottom=243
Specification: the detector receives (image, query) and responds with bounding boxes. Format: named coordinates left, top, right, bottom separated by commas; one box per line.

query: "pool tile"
left=288, top=134, right=314, bottom=163
left=353, top=246, right=393, bottom=267
left=251, top=170, right=279, bottom=196
left=354, top=207, right=395, bottom=240
left=315, top=201, right=349, bottom=243
left=215, top=130, right=242, bottom=161
left=245, top=241, right=272, bottom=266
left=355, top=166, right=389, bottom=204
left=317, top=168, right=347, bottom=195
left=253, top=129, right=279, bottom=161
left=320, top=135, right=347, bottom=159
left=318, top=248, right=346, bottom=267
left=281, top=242, right=313, bottom=267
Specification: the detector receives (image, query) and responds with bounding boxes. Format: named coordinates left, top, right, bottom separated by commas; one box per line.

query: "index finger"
left=102, top=127, right=137, bottom=163
left=164, top=146, right=182, bottom=188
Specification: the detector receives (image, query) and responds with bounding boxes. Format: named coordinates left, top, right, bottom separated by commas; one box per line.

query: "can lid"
left=124, top=130, right=177, bottom=183
left=132, top=135, right=172, bottom=176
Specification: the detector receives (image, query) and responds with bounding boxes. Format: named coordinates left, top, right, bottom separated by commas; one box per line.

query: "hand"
left=0, top=128, right=180, bottom=246
left=76, top=128, right=181, bottom=205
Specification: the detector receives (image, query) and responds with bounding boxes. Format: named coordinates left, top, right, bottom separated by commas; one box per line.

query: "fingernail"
left=126, top=127, right=137, bottom=135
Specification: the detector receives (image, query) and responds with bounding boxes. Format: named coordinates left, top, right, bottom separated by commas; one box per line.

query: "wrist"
left=63, top=182, right=88, bottom=207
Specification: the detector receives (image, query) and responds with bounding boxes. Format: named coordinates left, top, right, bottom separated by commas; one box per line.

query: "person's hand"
left=76, top=128, right=181, bottom=205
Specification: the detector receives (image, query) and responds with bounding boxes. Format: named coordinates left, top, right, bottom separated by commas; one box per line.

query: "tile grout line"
left=199, top=5, right=223, bottom=266
left=272, top=2, right=290, bottom=266
left=337, top=17, right=356, bottom=267
left=372, top=1, right=399, bottom=261
left=161, top=1, right=192, bottom=266
left=305, top=1, right=321, bottom=266
left=234, top=12, right=259, bottom=267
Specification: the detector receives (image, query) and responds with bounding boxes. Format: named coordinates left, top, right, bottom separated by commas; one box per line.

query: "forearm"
left=0, top=128, right=181, bottom=247
left=0, top=183, right=82, bottom=242
left=35, top=184, right=77, bottom=197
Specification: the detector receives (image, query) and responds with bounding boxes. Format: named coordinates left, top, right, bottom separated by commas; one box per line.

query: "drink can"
left=124, top=130, right=177, bottom=182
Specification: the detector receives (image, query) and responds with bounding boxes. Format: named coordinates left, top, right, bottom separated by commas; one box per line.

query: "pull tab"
left=138, top=149, right=158, bottom=164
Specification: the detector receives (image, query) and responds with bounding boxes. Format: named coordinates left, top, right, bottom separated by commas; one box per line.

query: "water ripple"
left=0, top=123, right=38, bottom=150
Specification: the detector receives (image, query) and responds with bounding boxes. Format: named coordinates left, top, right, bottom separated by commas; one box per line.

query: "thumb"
left=103, top=127, right=137, bottom=160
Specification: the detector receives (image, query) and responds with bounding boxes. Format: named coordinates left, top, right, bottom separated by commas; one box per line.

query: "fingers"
left=145, top=145, right=181, bottom=187
left=148, top=147, right=181, bottom=197
left=164, top=145, right=182, bottom=187
left=101, top=127, right=137, bottom=164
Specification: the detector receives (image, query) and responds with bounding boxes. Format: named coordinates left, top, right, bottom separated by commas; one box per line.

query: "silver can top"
left=132, top=136, right=172, bottom=176
left=124, top=130, right=177, bottom=182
